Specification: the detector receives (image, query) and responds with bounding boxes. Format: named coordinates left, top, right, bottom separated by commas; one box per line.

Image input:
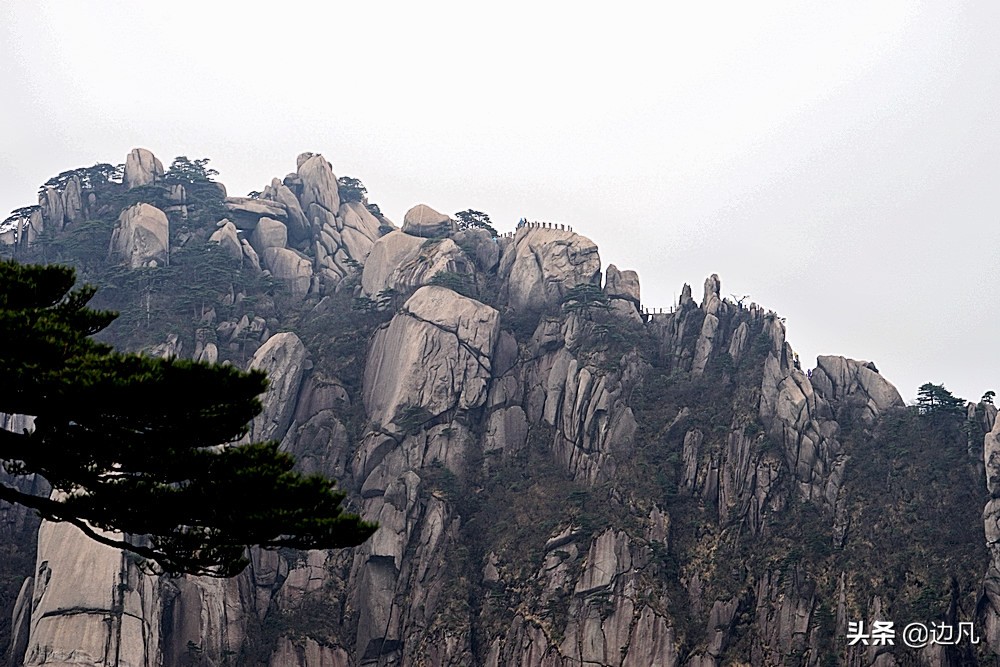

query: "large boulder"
left=208, top=219, right=242, bottom=260
left=109, top=203, right=170, bottom=268
left=363, top=286, right=500, bottom=431
left=123, top=148, right=164, bottom=189
left=297, top=153, right=340, bottom=217
left=338, top=201, right=383, bottom=260
left=224, top=197, right=288, bottom=230
left=810, top=355, right=905, bottom=423
left=361, top=231, right=473, bottom=297
left=498, top=226, right=601, bottom=311
left=264, top=178, right=310, bottom=244
left=247, top=332, right=308, bottom=443
left=401, top=204, right=453, bottom=238
left=604, top=264, right=640, bottom=306
left=262, top=247, right=312, bottom=297
left=250, top=217, right=288, bottom=256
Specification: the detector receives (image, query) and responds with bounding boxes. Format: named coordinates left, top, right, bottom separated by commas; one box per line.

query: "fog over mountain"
left=2, top=1, right=998, bottom=403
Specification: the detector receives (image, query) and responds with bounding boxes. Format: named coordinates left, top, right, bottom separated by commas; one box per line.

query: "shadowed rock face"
left=4, top=148, right=994, bottom=667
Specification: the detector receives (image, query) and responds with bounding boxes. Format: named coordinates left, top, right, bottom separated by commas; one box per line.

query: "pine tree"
left=915, top=382, right=965, bottom=416
left=0, top=259, right=375, bottom=577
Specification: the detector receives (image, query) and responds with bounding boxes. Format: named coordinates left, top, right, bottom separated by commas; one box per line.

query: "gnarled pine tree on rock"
left=0, top=259, right=375, bottom=577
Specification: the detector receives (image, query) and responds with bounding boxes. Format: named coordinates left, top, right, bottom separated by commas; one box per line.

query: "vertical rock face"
left=23, top=521, right=160, bottom=667
left=109, top=203, right=170, bottom=268
left=498, top=226, right=601, bottom=311
left=297, top=153, right=340, bottom=217
left=350, top=286, right=500, bottom=665
left=982, top=414, right=1000, bottom=652
left=363, top=286, right=499, bottom=430
left=246, top=332, right=308, bottom=443
left=263, top=248, right=312, bottom=297
left=123, top=148, right=165, bottom=190
left=361, top=231, right=474, bottom=297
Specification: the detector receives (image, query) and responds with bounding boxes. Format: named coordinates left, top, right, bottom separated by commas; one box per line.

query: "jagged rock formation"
left=1, top=148, right=995, bottom=667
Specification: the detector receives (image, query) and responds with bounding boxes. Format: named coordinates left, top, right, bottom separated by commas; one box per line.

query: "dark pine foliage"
left=0, top=259, right=375, bottom=577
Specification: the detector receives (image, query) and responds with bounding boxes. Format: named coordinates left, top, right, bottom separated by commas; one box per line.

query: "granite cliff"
left=0, top=149, right=994, bottom=666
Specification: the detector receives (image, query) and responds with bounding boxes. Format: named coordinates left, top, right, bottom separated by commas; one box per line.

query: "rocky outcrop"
left=123, top=148, right=164, bottom=189
left=109, top=203, right=170, bottom=268
left=363, top=286, right=499, bottom=430
left=225, top=197, right=289, bottom=230
left=250, top=217, right=288, bottom=256
left=361, top=231, right=473, bottom=297
left=247, top=332, right=308, bottom=443
left=401, top=204, right=453, bottom=238
left=269, top=636, right=350, bottom=666
left=262, top=178, right=310, bottom=244
left=23, top=520, right=160, bottom=666
left=499, top=226, right=601, bottom=311
left=297, top=153, right=340, bottom=218
left=6, top=148, right=994, bottom=667
left=208, top=219, right=242, bottom=260
left=604, top=264, right=640, bottom=306
left=810, top=355, right=904, bottom=424
left=263, top=247, right=312, bottom=297
left=982, top=414, right=1000, bottom=652
left=453, top=228, right=500, bottom=272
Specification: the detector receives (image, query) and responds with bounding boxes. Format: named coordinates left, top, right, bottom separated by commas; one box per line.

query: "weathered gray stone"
left=109, top=203, right=169, bottom=268
left=499, top=226, right=601, bottom=311
left=338, top=200, right=383, bottom=261
left=702, top=273, right=722, bottom=315
left=208, top=219, right=242, bottom=260
left=123, top=147, right=164, bottom=189
left=363, top=286, right=499, bottom=431
left=247, top=332, right=308, bottom=443
left=401, top=204, right=453, bottom=237
left=241, top=238, right=262, bottom=271
left=225, top=197, right=288, bottom=229
left=298, top=154, right=340, bottom=216
left=691, top=313, right=720, bottom=376
left=263, top=247, right=312, bottom=297
left=604, top=264, right=640, bottom=306
left=62, top=175, right=83, bottom=225
left=361, top=231, right=473, bottom=297
left=453, top=228, right=500, bottom=272
left=811, top=355, right=904, bottom=424
left=268, top=178, right=310, bottom=244
left=250, top=217, right=288, bottom=255
left=270, top=636, right=350, bottom=667
left=24, top=520, right=160, bottom=667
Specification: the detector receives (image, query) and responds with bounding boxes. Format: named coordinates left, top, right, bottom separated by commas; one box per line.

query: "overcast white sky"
left=2, top=1, right=997, bottom=402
